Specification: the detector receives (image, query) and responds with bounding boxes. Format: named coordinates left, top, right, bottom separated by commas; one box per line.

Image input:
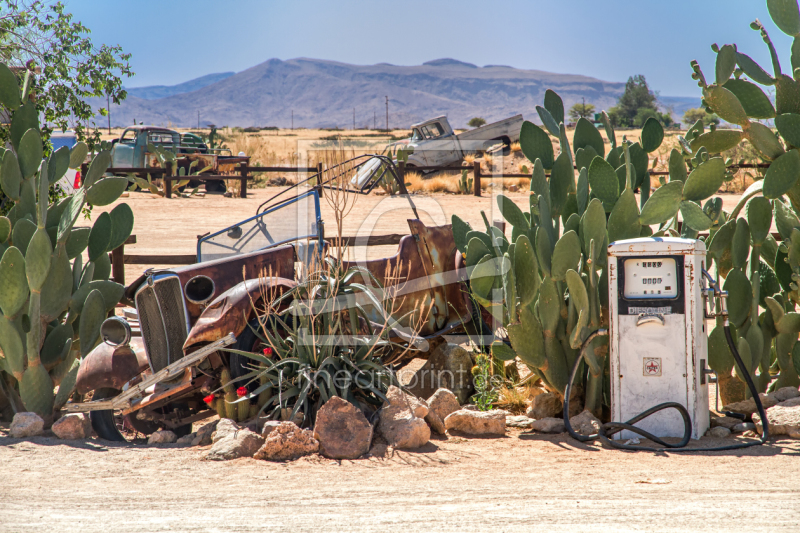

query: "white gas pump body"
left=608, top=237, right=709, bottom=440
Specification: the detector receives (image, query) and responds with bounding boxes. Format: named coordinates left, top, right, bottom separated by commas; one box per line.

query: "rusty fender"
left=75, top=337, right=149, bottom=395
left=183, top=276, right=296, bottom=351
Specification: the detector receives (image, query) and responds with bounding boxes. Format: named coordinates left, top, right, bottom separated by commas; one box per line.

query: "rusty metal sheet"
left=183, top=277, right=296, bottom=351
left=121, top=367, right=199, bottom=416
left=75, top=337, right=149, bottom=395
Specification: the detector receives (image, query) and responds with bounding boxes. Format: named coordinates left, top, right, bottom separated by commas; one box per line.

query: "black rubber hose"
left=562, top=325, right=769, bottom=452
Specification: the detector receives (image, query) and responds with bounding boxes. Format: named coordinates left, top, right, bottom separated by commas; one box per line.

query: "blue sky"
left=66, top=0, right=791, bottom=97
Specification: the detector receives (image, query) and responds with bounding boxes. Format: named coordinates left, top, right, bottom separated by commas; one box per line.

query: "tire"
left=205, top=180, right=226, bottom=193
left=90, top=388, right=191, bottom=442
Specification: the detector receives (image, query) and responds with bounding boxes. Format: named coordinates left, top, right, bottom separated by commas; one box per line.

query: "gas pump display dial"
left=623, top=258, right=678, bottom=299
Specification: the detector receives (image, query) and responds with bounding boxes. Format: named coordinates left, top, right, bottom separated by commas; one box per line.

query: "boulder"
left=205, top=428, right=265, bottom=460
left=425, top=388, right=461, bottom=435
left=313, top=397, right=373, bottom=460
left=707, top=427, right=732, bottom=438
left=211, top=418, right=240, bottom=443
left=9, top=412, right=44, bottom=438
left=526, top=392, right=562, bottom=420
left=254, top=422, right=319, bottom=461
left=378, top=386, right=430, bottom=448
left=722, top=394, right=777, bottom=415
left=731, top=422, right=756, bottom=433
left=778, top=397, right=800, bottom=408
left=261, top=420, right=283, bottom=438
left=176, top=433, right=197, bottom=445
left=444, top=409, right=506, bottom=436
left=191, top=420, right=219, bottom=446
left=51, top=414, right=90, bottom=440
left=569, top=410, right=602, bottom=436
left=768, top=387, right=800, bottom=403
left=753, top=405, right=800, bottom=438
left=710, top=416, right=741, bottom=429
left=405, top=343, right=474, bottom=404
left=505, top=415, right=535, bottom=429
left=531, top=417, right=566, bottom=433
left=147, top=430, right=177, bottom=444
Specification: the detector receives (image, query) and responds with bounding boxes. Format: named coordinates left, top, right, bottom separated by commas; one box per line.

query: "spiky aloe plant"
left=0, top=63, right=132, bottom=417
left=221, top=257, right=410, bottom=426
left=681, top=0, right=800, bottom=404
left=452, top=88, right=740, bottom=417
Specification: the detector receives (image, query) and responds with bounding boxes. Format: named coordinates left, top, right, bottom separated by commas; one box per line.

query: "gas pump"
left=563, top=237, right=770, bottom=451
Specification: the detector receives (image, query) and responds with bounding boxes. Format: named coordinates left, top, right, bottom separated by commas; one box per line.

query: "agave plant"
left=0, top=62, right=132, bottom=417
left=219, top=257, right=415, bottom=425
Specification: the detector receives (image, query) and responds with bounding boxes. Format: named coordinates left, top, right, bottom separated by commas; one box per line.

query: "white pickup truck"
left=400, top=114, right=523, bottom=168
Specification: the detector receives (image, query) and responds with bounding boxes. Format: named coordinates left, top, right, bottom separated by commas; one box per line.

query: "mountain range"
left=96, top=58, right=700, bottom=129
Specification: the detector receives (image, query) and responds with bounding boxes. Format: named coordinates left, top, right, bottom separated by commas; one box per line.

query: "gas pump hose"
left=562, top=326, right=769, bottom=452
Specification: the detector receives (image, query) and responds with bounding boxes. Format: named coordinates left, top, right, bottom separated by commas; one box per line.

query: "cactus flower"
left=236, top=386, right=247, bottom=397
left=203, top=394, right=215, bottom=404
left=263, top=347, right=273, bottom=356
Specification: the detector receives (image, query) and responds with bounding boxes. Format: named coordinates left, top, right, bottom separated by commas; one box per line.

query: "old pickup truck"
left=399, top=114, right=523, bottom=168
left=66, top=156, right=485, bottom=441
left=110, top=125, right=248, bottom=174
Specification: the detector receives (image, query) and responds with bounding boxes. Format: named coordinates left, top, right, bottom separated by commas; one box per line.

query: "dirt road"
left=1, top=425, right=798, bottom=533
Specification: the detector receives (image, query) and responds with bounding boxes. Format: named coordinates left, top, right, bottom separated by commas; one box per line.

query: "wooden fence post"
left=398, top=160, right=405, bottom=189
left=473, top=161, right=481, bottom=197
left=239, top=163, right=248, bottom=198
left=164, top=162, right=172, bottom=198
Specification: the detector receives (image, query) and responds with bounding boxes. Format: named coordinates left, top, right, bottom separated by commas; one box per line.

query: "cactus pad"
left=639, top=181, right=683, bottom=225
left=763, top=149, right=800, bottom=198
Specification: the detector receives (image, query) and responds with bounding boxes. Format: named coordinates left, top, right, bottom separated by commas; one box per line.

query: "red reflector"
left=73, top=170, right=81, bottom=188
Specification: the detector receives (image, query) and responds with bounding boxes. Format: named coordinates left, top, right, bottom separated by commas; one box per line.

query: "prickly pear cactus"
left=0, top=63, right=132, bottom=417
left=682, top=0, right=800, bottom=404
left=453, top=88, right=727, bottom=418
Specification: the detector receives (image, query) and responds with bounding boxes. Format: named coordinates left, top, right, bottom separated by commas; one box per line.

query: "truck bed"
left=456, top=114, right=523, bottom=142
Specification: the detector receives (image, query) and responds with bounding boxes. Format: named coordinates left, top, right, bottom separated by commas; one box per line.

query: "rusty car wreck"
left=67, top=156, right=482, bottom=441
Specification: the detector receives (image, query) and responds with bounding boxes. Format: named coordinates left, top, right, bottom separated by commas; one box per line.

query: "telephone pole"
left=197, top=109, right=200, bottom=129
left=385, top=96, right=389, bottom=131
left=291, top=109, right=294, bottom=130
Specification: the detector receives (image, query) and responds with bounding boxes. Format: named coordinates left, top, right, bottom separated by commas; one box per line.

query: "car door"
left=421, top=122, right=458, bottom=166
left=112, top=129, right=137, bottom=168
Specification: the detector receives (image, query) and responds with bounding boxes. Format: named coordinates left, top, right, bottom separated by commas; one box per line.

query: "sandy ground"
left=1, top=424, right=799, bottom=533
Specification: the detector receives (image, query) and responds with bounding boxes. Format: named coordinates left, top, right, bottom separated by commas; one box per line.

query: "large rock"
left=51, top=414, right=90, bottom=440
left=753, top=405, right=800, bottom=438
left=778, top=397, right=800, bottom=408
left=710, top=416, right=741, bottom=429
left=261, top=420, right=283, bottom=438
left=425, top=388, right=461, bottom=435
left=707, top=427, right=732, bottom=438
left=569, top=410, right=601, bottom=436
left=722, top=394, right=777, bottom=415
left=769, top=387, right=800, bottom=403
left=192, top=420, right=219, bottom=446
left=526, top=392, right=563, bottom=420
left=505, top=415, right=535, bottom=429
left=148, top=430, right=177, bottom=444
left=444, top=409, right=506, bottom=436
left=731, top=422, right=756, bottom=433
left=530, top=417, right=566, bottom=433
left=205, top=428, right=265, bottom=460
left=254, top=422, right=319, bottom=461
left=212, top=418, right=240, bottom=443
left=313, top=397, right=373, bottom=459
left=378, top=386, right=430, bottom=449
left=405, top=343, right=474, bottom=404
left=10, top=412, right=44, bottom=438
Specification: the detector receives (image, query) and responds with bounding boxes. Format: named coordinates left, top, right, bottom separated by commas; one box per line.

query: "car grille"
left=135, top=274, right=189, bottom=372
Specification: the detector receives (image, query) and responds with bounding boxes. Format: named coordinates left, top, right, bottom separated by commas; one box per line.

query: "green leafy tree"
left=613, top=74, right=659, bottom=127
left=468, top=117, right=486, bottom=128
left=633, top=107, right=674, bottom=127
left=683, top=107, right=720, bottom=127
left=568, top=101, right=596, bottom=121
left=0, top=1, right=133, bottom=149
